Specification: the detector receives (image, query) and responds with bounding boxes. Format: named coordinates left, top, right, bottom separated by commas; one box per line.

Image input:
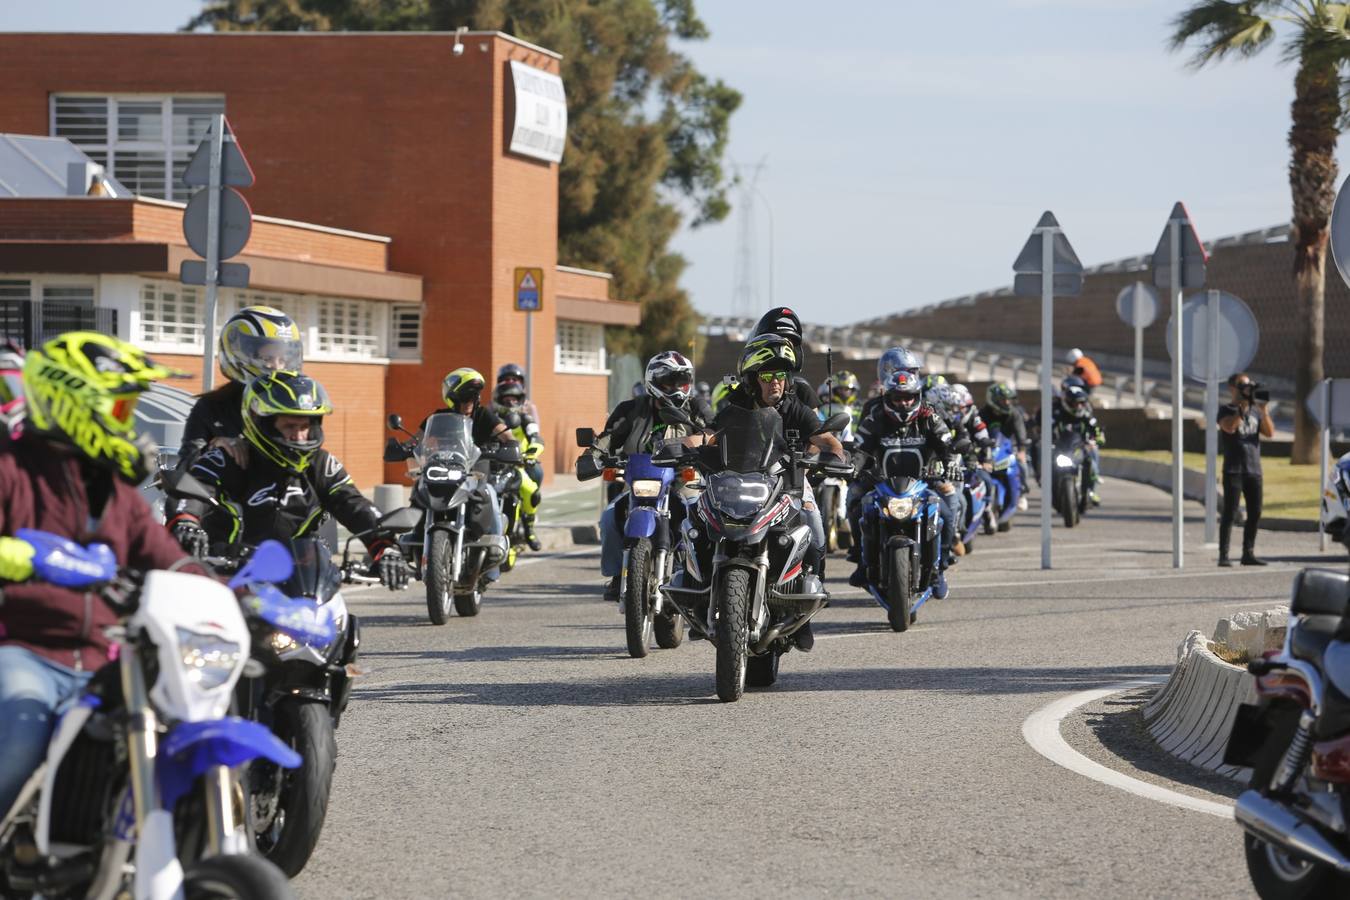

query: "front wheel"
left=251, top=701, right=335, bottom=878
left=426, top=530, right=454, bottom=625
left=624, top=539, right=655, bottom=658
left=1056, top=478, right=1079, bottom=528
left=184, top=855, right=294, bottom=899
left=886, top=545, right=912, bottom=632
left=714, top=568, right=751, bottom=702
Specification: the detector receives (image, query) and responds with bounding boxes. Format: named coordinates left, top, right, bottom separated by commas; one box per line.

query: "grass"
left=1102, top=449, right=1322, bottom=521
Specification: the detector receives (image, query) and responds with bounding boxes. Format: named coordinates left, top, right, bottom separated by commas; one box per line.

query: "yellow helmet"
left=241, top=371, right=333, bottom=473
left=442, top=368, right=486, bottom=408
left=23, top=331, right=179, bottom=482
left=219, top=306, right=303, bottom=384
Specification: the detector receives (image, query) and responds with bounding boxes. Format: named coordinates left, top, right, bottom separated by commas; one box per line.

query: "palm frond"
left=1169, top=0, right=1281, bottom=66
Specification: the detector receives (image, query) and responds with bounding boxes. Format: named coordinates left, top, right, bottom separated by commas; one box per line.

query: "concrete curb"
left=1099, top=456, right=1316, bottom=533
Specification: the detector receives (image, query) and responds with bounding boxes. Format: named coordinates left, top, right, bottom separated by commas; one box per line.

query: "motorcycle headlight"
left=1055, top=454, right=1074, bottom=468
left=708, top=476, right=772, bottom=520
left=885, top=497, right=915, bottom=520
left=269, top=632, right=297, bottom=654
left=176, top=628, right=243, bottom=691
left=630, top=479, right=663, bottom=498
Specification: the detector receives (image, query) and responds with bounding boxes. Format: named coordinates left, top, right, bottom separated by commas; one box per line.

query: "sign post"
left=1013, top=212, right=1084, bottom=570
left=1150, top=203, right=1208, bottom=569
left=514, top=267, right=544, bottom=385
left=180, top=116, right=255, bottom=389
left=1205, top=289, right=1220, bottom=545
left=1114, top=282, right=1159, bottom=406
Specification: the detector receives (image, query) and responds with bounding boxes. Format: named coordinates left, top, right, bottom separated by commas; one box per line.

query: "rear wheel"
left=820, top=486, right=839, bottom=552
left=714, top=568, right=751, bottom=702
left=624, top=540, right=655, bottom=658
left=453, top=587, right=482, bottom=617
left=184, top=855, right=294, bottom=899
left=251, top=701, right=335, bottom=878
left=746, top=650, right=779, bottom=688
left=654, top=611, right=685, bottom=649
left=1057, top=478, right=1079, bottom=528
left=425, top=530, right=453, bottom=625
left=886, top=545, right=912, bottom=632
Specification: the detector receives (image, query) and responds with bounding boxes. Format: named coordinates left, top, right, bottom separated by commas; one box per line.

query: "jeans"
left=0, top=645, right=92, bottom=818
left=939, top=488, right=960, bottom=558
left=480, top=483, right=504, bottom=582
left=1221, top=472, right=1263, bottom=558
left=600, top=495, right=625, bottom=579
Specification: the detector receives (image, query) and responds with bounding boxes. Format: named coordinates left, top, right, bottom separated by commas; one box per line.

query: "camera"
left=1241, top=382, right=1270, bottom=404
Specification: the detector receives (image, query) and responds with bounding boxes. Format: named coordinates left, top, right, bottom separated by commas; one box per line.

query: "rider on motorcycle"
left=496, top=363, right=540, bottom=421
left=492, top=380, right=545, bottom=552
left=581, top=351, right=711, bottom=603
left=0, top=332, right=200, bottom=817
left=848, top=365, right=959, bottom=597
left=848, top=346, right=924, bottom=567
left=948, top=384, right=996, bottom=553
left=1051, top=379, right=1105, bottom=506
left=751, top=306, right=820, bottom=409
left=167, top=370, right=409, bottom=590
left=980, top=381, right=1030, bottom=512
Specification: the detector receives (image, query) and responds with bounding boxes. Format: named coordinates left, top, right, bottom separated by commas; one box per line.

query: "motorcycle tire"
left=654, top=611, right=685, bottom=649
left=746, top=650, right=779, bottom=688
left=886, top=545, right=912, bottom=633
left=820, top=486, right=839, bottom=553
left=426, top=530, right=454, bottom=625
left=453, top=587, right=482, bottom=617
left=624, top=539, right=655, bottom=658
left=183, top=854, right=295, bottom=900
left=714, top=568, right=751, bottom=702
left=1057, top=480, right=1079, bottom=528
left=253, top=701, right=335, bottom=878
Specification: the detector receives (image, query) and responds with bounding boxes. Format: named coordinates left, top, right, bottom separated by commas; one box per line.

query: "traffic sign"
left=1011, top=212, right=1084, bottom=297
left=181, top=117, right=255, bottom=188
left=183, top=187, right=252, bottom=260
left=514, top=267, right=543, bottom=312
left=1115, top=282, right=1159, bottom=329
left=1165, top=290, right=1259, bottom=383
left=180, top=260, right=250, bottom=288
left=1150, top=202, right=1207, bottom=290
left=1307, top=379, right=1350, bottom=431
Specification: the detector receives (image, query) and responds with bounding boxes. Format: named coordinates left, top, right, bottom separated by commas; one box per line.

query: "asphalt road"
left=294, top=476, right=1344, bottom=899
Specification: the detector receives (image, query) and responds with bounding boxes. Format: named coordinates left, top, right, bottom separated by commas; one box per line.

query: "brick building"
left=0, top=31, right=638, bottom=487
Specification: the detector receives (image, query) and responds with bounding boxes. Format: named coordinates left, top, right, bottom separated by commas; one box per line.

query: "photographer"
left=1217, top=373, right=1274, bottom=567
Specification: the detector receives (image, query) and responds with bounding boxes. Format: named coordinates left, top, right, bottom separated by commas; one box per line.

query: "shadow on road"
left=361, top=644, right=625, bottom=664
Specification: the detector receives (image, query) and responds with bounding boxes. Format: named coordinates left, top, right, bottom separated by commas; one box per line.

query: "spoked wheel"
left=184, top=855, right=294, bottom=899
left=624, top=539, right=655, bottom=658
left=746, top=650, right=780, bottom=688
left=886, top=545, right=912, bottom=632
left=714, top=568, right=751, bottom=702
left=425, top=530, right=454, bottom=625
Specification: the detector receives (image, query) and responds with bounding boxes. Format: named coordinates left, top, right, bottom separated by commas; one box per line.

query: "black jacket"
left=979, top=403, right=1028, bottom=449
left=719, top=383, right=820, bottom=450
left=178, top=382, right=245, bottom=468
left=855, top=402, right=955, bottom=483
left=593, top=396, right=714, bottom=457
left=418, top=405, right=506, bottom=448
left=171, top=447, right=384, bottom=551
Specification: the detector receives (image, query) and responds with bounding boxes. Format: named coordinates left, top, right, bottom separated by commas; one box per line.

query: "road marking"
left=1021, top=678, right=1234, bottom=819
left=954, top=565, right=1301, bottom=592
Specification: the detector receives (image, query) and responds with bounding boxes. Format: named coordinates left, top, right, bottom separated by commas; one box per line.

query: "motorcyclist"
left=579, top=351, right=711, bottom=603
left=711, top=379, right=734, bottom=415
left=750, top=306, right=820, bottom=409
left=0, top=332, right=200, bottom=817
left=979, top=381, right=1030, bottom=513
left=496, top=362, right=540, bottom=421
left=492, top=379, right=545, bottom=551
left=848, top=366, right=959, bottom=598
left=848, top=347, right=924, bottom=568
left=1051, top=379, right=1105, bottom=505
left=1067, top=348, right=1103, bottom=392
left=167, top=370, right=409, bottom=590
left=947, top=383, right=995, bottom=554
left=695, top=380, right=712, bottom=406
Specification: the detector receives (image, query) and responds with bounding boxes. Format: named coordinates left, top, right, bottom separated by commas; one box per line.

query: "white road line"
left=1021, top=678, right=1233, bottom=819
left=955, top=565, right=1302, bottom=592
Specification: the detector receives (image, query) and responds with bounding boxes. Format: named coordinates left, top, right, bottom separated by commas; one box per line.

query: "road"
left=294, top=476, right=1343, bottom=898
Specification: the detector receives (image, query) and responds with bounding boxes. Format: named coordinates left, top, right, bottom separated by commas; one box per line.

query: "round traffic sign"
left=182, top=187, right=253, bottom=261
left=1330, top=174, right=1350, bottom=289
left=1115, top=282, right=1159, bottom=329
left=1164, top=290, right=1259, bottom=383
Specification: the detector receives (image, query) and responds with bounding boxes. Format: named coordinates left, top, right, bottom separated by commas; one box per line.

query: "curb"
left=1099, top=456, right=1316, bottom=533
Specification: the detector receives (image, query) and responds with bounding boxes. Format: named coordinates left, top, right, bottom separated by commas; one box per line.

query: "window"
left=139, top=281, right=204, bottom=347
left=390, top=304, right=422, bottom=359
left=555, top=320, right=607, bottom=373
left=52, top=95, right=225, bottom=202
left=0, top=280, right=31, bottom=303
left=315, top=297, right=379, bottom=358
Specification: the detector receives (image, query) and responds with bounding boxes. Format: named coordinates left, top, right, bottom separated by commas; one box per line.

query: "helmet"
left=0, top=339, right=25, bottom=433
left=1061, top=382, right=1090, bottom=417
left=752, top=307, right=804, bottom=369
left=695, top=380, right=711, bottom=402
left=987, top=381, right=1016, bottom=413
left=242, top=371, right=332, bottom=474
left=23, top=331, right=179, bottom=482
left=493, top=380, right=526, bottom=414
left=922, top=373, right=948, bottom=391
left=644, top=350, right=695, bottom=407
left=632, top=381, right=645, bottom=399
left=925, top=383, right=956, bottom=422
left=1061, top=375, right=1087, bottom=395
left=817, top=381, right=831, bottom=402
left=442, top=368, right=486, bottom=409
left=882, top=369, right=924, bottom=424
left=877, top=347, right=921, bottom=388
left=497, top=363, right=526, bottom=386
left=831, top=370, right=860, bottom=406
left=950, top=384, right=974, bottom=421
left=218, top=306, right=303, bottom=384
left=738, top=334, right=797, bottom=390
left=1067, top=348, right=1084, bottom=364
left=711, top=380, right=733, bottom=412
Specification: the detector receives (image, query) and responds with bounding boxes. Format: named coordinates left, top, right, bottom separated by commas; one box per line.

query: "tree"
left=1171, top=1, right=1350, bottom=464
left=187, top=0, right=740, bottom=362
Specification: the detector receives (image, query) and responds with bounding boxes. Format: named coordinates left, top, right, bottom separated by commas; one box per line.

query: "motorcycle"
left=814, top=402, right=855, bottom=553
left=657, top=406, right=852, bottom=702
left=1223, top=567, right=1350, bottom=898
left=960, top=461, right=991, bottom=552
left=857, top=447, right=953, bottom=632
left=985, top=431, right=1023, bottom=533
left=0, top=525, right=332, bottom=899
left=1051, top=430, right=1090, bottom=528
left=576, top=430, right=686, bottom=658
left=1319, top=450, right=1350, bottom=548
left=384, top=413, right=519, bottom=624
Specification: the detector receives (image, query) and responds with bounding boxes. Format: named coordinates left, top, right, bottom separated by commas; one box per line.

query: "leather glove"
left=0, top=536, right=35, bottom=582
left=374, top=545, right=409, bottom=590
left=170, top=518, right=209, bottom=558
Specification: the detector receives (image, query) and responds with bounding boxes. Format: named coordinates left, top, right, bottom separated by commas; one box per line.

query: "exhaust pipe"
left=1234, top=790, right=1350, bottom=874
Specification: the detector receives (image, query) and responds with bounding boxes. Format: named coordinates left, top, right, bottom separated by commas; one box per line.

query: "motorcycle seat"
left=1290, top=568, right=1349, bottom=617
left=1290, top=615, right=1340, bottom=663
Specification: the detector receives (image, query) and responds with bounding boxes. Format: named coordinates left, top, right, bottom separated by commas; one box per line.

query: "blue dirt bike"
left=985, top=432, right=1024, bottom=533
left=858, top=448, right=951, bottom=632
left=960, top=464, right=992, bottom=551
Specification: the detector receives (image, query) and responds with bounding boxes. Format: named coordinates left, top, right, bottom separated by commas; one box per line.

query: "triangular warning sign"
left=182, top=117, right=255, bottom=189
left=519, top=272, right=537, bottom=290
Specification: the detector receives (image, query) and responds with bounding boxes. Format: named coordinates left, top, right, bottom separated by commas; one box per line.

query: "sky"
left=4, top=0, right=1346, bottom=326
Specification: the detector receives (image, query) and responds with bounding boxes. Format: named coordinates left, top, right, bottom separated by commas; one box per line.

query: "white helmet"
left=1066, top=348, right=1084, bottom=364
left=644, top=350, right=695, bottom=407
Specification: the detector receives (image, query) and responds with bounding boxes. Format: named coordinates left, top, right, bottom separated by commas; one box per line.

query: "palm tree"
left=1171, top=1, right=1350, bottom=464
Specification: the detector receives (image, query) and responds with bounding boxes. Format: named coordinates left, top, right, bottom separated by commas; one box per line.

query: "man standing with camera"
left=1217, top=373, right=1274, bottom=567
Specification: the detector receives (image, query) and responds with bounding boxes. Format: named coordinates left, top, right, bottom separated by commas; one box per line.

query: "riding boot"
left=523, top=514, right=542, bottom=552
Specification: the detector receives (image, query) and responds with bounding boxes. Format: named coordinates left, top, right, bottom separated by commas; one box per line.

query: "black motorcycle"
left=1224, top=567, right=1350, bottom=898
left=1051, top=430, right=1090, bottom=528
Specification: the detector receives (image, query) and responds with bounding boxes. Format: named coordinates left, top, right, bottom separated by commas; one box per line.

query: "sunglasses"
left=757, top=371, right=788, bottom=384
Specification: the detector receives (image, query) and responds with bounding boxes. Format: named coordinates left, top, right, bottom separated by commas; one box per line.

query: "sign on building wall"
left=509, top=60, right=567, bottom=164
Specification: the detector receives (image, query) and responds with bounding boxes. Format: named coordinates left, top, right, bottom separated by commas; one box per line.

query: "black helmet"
left=497, top=363, right=526, bottom=386
left=752, top=307, right=804, bottom=370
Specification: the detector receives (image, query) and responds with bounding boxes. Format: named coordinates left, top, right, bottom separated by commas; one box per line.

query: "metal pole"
left=1134, top=322, right=1144, bottom=406
left=1321, top=379, right=1331, bottom=552
left=200, top=114, right=225, bottom=390
left=1204, top=289, right=1219, bottom=546
left=1170, top=219, right=1184, bottom=569
left=525, top=309, right=533, bottom=390
left=1040, top=227, right=1054, bottom=570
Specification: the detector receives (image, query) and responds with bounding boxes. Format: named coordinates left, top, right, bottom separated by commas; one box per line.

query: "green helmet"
left=987, top=381, right=1016, bottom=413
left=242, top=371, right=333, bottom=473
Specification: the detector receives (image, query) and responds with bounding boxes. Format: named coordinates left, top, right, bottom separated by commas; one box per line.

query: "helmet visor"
left=227, top=333, right=303, bottom=376
left=653, top=371, right=693, bottom=394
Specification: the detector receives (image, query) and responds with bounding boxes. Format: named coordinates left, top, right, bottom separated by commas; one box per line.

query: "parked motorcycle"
left=385, top=413, right=519, bottom=624
left=658, top=406, right=852, bottom=702
left=0, top=526, right=330, bottom=899
left=1223, top=567, right=1350, bottom=898
left=1051, top=430, right=1090, bottom=528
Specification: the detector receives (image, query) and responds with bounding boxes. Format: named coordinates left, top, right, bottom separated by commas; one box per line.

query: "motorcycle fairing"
left=157, top=717, right=301, bottom=809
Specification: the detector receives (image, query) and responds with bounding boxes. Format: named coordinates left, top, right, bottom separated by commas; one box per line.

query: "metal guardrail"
left=0, top=299, right=119, bottom=349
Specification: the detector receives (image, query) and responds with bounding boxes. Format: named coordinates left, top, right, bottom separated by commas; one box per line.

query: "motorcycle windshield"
left=715, top=405, right=783, bottom=474
left=283, top=537, right=341, bottom=603
left=419, top=412, right=479, bottom=470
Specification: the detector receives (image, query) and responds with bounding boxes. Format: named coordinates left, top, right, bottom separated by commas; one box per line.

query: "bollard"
left=374, top=484, right=405, bottom=514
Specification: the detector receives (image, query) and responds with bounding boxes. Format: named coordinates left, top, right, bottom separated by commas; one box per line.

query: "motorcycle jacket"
left=956, top=410, right=991, bottom=463
left=1051, top=406, right=1104, bottom=445
left=498, top=408, right=544, bottom=460
left=790, top=376, right=820, bottom=410
left=590, top=395, right=714, bottom=459
left=855, top=402, right=956, bottom=485
left=979, top=403, right=1028, bottom=449
left=170, top=446, right=387, bottom=552
left=419, top=405, right=505, bottom=448
left=177, top=382, right=245, bottom=468
left=717, top=384, right=820, bottom=451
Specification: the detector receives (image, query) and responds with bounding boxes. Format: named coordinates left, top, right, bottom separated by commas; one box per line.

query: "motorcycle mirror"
left=383, top=436, right=409, bottom=463
left=228, top=539, right=294, bottom=590
left=816, top=412, right=851, bottom=435
left=378, top=506, right=423, bottom=533
left=387, top=413, right=405, bottom=432
left=160, top=468, right=218, bottom=506
left=575, top=427, right=595, bottom=448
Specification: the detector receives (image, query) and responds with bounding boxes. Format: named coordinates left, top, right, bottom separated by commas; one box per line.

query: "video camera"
left=1240, top=382, right=1270, bottom=404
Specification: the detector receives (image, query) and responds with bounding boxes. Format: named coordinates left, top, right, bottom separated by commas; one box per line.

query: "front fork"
left=121, top=648, right=186, bottom=900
